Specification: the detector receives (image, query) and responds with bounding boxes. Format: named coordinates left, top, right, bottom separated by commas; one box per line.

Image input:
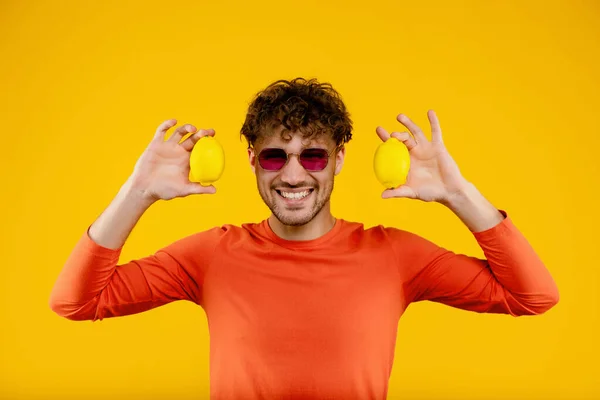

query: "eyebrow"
left=260, top=144, right=330, bottom=151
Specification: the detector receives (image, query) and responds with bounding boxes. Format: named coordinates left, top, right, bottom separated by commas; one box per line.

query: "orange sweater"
left=49, top=210, right=559, bottom=399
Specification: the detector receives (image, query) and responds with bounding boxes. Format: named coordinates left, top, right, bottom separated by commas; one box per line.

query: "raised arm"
left=376, top=110, right=558, bottom=315
left=49, top=119, right=220, bottom=320
left=390, top=211, right=559, bottom=316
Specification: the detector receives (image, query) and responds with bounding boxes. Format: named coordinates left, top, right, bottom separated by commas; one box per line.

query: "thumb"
left=382, top=185, right=415, bottom=199
left=186, top=183, right=217, bottom=195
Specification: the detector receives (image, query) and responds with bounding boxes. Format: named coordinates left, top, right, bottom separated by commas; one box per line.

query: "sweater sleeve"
left=390, top=210, right=559, bottom=316
left=49, top=225, right=227, bottom=321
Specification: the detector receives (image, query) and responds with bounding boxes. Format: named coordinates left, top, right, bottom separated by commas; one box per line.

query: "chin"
left=273, top=210, right=316, bottom=227
left=258, top=183, right=332, bottom=227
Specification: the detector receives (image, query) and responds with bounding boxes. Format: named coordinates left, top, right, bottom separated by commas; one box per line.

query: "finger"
left=185, top=183, right=217, bottom=196
left=153, top=119, right=178, bottom=140
left=167, top=123, right=197, bottom=143
left=375, top=126, right=391, bottom=142
left=428, top=109, right=443, bottom=144
left=180, top=128, right=215, bottom=152
left=396, top=114, right=428, bottom=144
left=382, top=185, right=415, bottom=199
left=390, top=131, right=417, bottom=151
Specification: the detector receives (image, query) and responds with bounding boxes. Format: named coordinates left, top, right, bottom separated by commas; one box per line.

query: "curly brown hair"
left=240, top=77, right=353, bottom=149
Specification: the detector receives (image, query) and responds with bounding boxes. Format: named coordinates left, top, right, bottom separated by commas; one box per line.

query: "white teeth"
left=280, top=190, right=310, bottom=200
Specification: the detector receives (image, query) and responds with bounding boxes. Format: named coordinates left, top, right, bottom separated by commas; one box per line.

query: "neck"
left=268, top=204, right=336, bottom=241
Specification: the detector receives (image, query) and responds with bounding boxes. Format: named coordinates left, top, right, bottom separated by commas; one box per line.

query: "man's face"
left=248, top=127, right=345, bottom=227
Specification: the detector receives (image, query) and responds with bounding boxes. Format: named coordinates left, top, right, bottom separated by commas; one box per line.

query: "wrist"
left=444, top=182, right=505, bottom=232
left=441, top=180, right=474, bottom=208
left=122, top=178, right=157, bottom=209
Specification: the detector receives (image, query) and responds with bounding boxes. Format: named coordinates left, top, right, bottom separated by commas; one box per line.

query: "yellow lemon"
left=189, top=136, right=225, bottom=186
left=373, top=138, right=410, bottom=189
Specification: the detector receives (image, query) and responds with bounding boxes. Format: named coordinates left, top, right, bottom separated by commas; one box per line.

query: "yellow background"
left=1, top=0, right=598, bottom=399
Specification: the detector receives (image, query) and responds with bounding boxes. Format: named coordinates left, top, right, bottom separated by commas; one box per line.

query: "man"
left=49, top=77, right=559, bottom=400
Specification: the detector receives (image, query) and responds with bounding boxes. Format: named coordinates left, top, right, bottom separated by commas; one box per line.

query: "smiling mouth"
left=275, top=189, right=314, bottom=201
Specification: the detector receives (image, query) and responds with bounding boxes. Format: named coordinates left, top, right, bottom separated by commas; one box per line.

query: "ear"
left=248, top=148, right=256, bottom=175
left=334, top=146, right=345, bottom=176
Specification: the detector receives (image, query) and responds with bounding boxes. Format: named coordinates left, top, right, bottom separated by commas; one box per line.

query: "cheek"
left=315, top=172, right=334, bottom=191
left=257, top=171, right=275, bottom=190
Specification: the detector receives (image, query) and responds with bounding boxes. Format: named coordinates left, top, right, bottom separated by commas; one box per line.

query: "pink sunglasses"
left=256, top=146, right=340, bottom=171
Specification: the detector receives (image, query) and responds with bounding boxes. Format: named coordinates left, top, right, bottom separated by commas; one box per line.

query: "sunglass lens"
left=259, top=148, right=287, bottom=171
left=300, top=148, right=329, bottom=171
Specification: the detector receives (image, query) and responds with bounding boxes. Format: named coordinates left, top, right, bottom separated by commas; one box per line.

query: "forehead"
left=256, top=125, right=335, bottom=149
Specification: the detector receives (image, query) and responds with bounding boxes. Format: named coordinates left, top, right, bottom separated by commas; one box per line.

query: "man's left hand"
left=376, top=110, right=470, bottom=205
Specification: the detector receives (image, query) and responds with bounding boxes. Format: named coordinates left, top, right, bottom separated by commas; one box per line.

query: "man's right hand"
left=128, top=119, right=218, bottom=203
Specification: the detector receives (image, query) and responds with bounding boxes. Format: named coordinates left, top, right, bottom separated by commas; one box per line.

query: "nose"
left=279, top=154, right=307, bottom=186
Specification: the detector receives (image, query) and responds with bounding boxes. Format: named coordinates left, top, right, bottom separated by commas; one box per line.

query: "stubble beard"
left=260, top=180, right=334, bottom=227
